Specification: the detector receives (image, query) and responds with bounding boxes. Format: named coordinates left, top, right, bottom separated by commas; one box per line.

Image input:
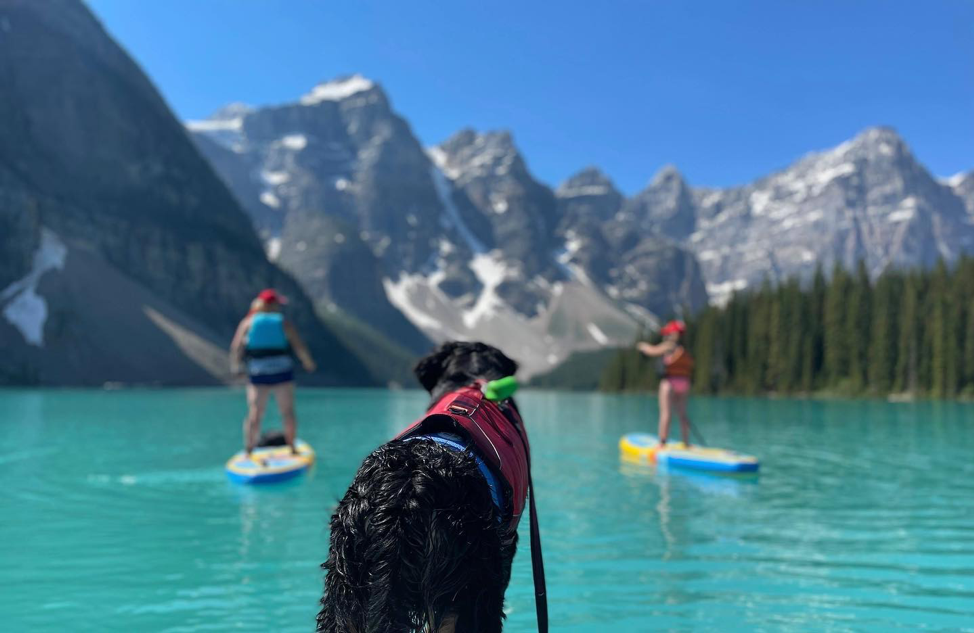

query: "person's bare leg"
left=675, top=392, right=691, bottom=447
left=244, top=384, right=270, bottom=454
left=658, top=379, right=673, bottom=445
left=273, top=381, right=298, bottom=452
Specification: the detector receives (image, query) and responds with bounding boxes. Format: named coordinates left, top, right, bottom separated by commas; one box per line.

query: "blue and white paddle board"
left=620, top=433, right=759, bottom=473
left=225, top=440, right=315, bottom=484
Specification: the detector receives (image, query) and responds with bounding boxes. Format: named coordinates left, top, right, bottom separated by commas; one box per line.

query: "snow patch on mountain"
left=278, top=134, right=308, bottom=151
left=265, top=237, right=282, bottom=261
left=888, top=197, right=918, bottom=223
left=586, top=323, right=609, bottom=344
left=259, top=191, right=281, bottom=209
left=429, top=164, right=485, bottom=254
left=382, top=274, right=448, bottom=331
left=559, top=184, right=612, bottom=198
left=0, top=229, right=67, bottom=346
left=706, top=278, right=748, bottom=306
left=943, top=172, right=968, bottom=188
left=554, top=233, right=589, bottom=283
left=300, top=75, right=375, bottom=105
left=261, top=170, right=290, bottom=186
left=185, top=117, right=243, bottom=133
left=463, top=252, right=508, bottom=328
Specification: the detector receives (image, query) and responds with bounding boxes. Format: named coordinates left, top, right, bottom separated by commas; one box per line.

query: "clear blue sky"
left=87, top=0, right=972, bottom=194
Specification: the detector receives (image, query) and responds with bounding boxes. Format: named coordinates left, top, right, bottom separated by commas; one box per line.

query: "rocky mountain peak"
left=621, top=164, right=697, bottom=240
left=433, top=129, right=523, bottom=184
left=649, top=164, right=686, bottom=188
left=211, top=102, right=253, bottom=120
left=557, top=167, right=620, bottom=199
left=844, top=126, right=907, bottom=156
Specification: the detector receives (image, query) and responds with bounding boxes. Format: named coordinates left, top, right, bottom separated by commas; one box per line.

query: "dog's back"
left=318, top=342, right=522, bottom=633
left=318, top=438, right=514, bottom=632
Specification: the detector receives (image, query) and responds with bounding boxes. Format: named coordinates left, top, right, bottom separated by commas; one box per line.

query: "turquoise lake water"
left=1, top=388, right=973, bottom=632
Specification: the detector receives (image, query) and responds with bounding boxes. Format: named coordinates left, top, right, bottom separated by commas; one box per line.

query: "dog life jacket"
left=395, top=383, right=530, bottom=529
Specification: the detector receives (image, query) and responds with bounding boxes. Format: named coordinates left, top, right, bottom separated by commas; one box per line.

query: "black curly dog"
left=317, top=342, right=523, bottom=633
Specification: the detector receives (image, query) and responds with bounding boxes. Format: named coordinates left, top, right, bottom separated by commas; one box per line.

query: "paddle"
left=687, top=419, right=708, bottom=447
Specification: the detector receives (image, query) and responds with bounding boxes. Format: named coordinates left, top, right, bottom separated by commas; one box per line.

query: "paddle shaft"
left=687, top=419, right=707, bottom=446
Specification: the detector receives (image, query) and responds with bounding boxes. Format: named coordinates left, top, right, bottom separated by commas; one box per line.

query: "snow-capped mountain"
left=190, top=79, right=704, bottom=375
left=189, top=76, right=972, bottom=374
left=659, top=128, right=974, bottom=304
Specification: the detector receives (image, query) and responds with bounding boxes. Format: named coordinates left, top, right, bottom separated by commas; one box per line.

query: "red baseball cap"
left=257, top=288, right=288, bottom=305
left=660, top=320, right=686, bottom=336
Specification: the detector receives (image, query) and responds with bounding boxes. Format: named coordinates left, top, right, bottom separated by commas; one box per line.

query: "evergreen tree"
left=928, top=260, right=951, bottom=398
left=766, top=286, right=785, bottom=390
left=801, top=267, right=827, bottom=391
left=746, top=281, right=773, bottom=393
left=894, top=272, right=921, bottom=394
left=692, top=309, right=718, bottom=393
left=846, top=260, right=872, bottom=393
left=867, top=272, right=899, bottom=393
left=782, top=279, right=805, bottom=392
left=965, top=296, right=974, bottom=394
left=824, top=263, right=851, bottom=388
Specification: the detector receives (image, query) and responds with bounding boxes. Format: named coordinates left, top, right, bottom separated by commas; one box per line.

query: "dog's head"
left=414, top=341, right=518, bottom=403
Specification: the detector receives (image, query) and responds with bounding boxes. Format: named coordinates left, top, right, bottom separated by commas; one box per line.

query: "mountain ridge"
left=189, top=77, right=706, bottom=375
left=189, top=76, right=971, bottom=374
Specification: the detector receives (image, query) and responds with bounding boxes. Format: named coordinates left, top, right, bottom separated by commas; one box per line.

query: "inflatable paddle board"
left=619, top=433, right=759, bottom=473
left=226, top=440, right=315, bottom=484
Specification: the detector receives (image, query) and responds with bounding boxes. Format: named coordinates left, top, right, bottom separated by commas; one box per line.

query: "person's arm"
left=636, top=340, right=675, bottom=357
left=284, top=320, right=316, bottom=372
left=229, top=316, right=251, bottom=374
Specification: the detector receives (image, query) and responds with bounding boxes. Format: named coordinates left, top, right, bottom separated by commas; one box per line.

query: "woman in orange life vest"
left=636, top=320, right=695, bottom=447
left=230, top=289, right=316, bottom=456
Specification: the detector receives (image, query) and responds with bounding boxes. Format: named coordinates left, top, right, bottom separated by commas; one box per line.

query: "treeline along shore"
left=601, top=258, right=974, bottom=399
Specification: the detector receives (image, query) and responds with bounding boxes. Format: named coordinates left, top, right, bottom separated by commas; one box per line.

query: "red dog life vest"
left=394, top=384, right=530, bottom=530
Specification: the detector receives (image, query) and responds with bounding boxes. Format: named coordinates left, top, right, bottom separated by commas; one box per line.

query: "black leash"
left=525, top=461, right=548, bottom=633
left=505, top=401, right=548, bottom=633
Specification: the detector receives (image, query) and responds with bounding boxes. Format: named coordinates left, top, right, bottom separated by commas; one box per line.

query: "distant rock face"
left=0, top=0, right=373, bottom=385
left=677, top=128, right=974, bottom=303
left=191, top=83, right=707, bottom=374
left=621, top=165, right=698, bottom=241
left=948, top=171, right=974, bottom=217
left=0, top=189, right=41, bottom=291
left=555, top=167, right=708, bottom=319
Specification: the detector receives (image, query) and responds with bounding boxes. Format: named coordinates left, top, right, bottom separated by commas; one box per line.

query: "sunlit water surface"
left=1, top=389, right=973, bottom=632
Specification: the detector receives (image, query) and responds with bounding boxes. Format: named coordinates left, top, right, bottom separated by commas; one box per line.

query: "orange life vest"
left=664, top=347, right=695, bottom=379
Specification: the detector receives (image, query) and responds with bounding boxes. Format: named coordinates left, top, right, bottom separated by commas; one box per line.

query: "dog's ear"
left=413, top=342, right=462, bottom=392
left=494, top=347, right=518, bottom=378
left=468, top=342, right=518, bottom=381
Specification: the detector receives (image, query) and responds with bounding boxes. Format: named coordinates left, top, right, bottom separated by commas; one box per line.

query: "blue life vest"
left=246, top=312, right=288, bottom=353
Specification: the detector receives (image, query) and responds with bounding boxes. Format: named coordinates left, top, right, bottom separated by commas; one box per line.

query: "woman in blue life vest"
left=637, top=320, right=695, bottom=447
left=230, top=289, right=316, bottom=456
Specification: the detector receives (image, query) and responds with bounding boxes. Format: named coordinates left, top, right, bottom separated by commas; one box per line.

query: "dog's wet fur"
left=317, top=342, right=520, bottom=633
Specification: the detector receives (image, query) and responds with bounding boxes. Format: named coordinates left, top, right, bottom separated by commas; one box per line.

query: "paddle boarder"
left=230, top=289, right=316, bottom=457
left=636, top=320, right=694, bottom=447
